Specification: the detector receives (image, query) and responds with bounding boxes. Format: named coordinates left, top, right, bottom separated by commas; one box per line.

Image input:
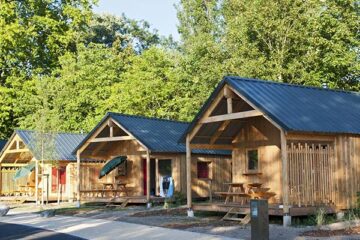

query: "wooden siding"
left=179, top=154, right=231, bottom=198
left=286, top=133, right=360, bottom=209
left=232, top=117, right=282, bottom=203
left=80, top=139, right=231, bottom=198
left=334, top=135, right=360, bottom=209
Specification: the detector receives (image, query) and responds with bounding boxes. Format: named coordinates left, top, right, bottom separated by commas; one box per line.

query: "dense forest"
left=0, top=0, right=359, bottom=139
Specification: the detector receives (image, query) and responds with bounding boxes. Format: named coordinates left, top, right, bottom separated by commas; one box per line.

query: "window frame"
left=197, top=161, right=212, bottom=180
left=246, top=148, right=260, bottom=173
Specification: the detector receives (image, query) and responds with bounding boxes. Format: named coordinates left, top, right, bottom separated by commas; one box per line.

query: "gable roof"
left=74, top=112, right=230, bottom=155
left=1, top=130, right=87, bottom=161
left=183, top=76, right=360, bottom=138
left=0, top=140, right=6, bottom=152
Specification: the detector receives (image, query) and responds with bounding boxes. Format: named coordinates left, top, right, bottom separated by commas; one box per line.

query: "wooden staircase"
left=222, top=207, right=251, bottom=224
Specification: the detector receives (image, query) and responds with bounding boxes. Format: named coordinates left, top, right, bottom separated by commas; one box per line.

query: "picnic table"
left=215, top=182, right=247, bottom=204
left=81, top=183, right=130, bottom=198
left=214, top=182, right=276, bottom=223
left=102, top=183, right=114, bottom=190
left=17, top=185, right=37, bottom=196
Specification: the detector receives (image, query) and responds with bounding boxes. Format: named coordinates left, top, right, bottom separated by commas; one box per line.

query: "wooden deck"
left=0, top=196, right=69, bottom=203
left=80, top=196, right=165, bottom=204
left=193, top=202, right=338, bottom=216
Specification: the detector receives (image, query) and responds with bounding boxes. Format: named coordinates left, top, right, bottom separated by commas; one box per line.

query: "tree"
left=222, top=0, right=359, bottom=89
left=84, top=13, right=161, bottom=53
left=0, top=0, right=96, bottom=138
left=106, top=47, right=186, bottom=120
left=176, top=0, right=229, bottom=118
left=27, top=79, right=57, bottom=205
left=19, top=43, right=128, bottom=132
left=176, top=0, right=360, bottom=90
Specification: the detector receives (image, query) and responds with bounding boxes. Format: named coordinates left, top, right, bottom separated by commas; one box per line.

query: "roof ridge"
left=108, top=112, right=190, bottom=124
left=226, top=76, right=360, bottom=95
left=15, top=129, right=87, bottom=136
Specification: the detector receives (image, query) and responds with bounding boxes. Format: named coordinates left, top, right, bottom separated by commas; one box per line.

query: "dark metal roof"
left=182, top=76, right=360, bottom=139
left=74, top=112, right=230, bottom=155
left=0, top=140, right=6, bottom=152
left=16, top=130, right=86, bottom=161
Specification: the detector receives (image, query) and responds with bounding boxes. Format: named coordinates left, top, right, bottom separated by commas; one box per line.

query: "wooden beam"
left=224, top=86, right=236, bottom=99
left=227, top=98, right=233, bottom=114
left=0, top=163, right=2, bottom=194
left=76, top=150, right=81, bottom=205
left=5, top=148, right=30, bottom=154
left=224, top=86, right=234, bottom=114
left=112, top=120, right=149, bottom=150
left=190, top=144, right=233, bottom=150
left=227, top=85, right=283, bottom=131
left=109, top=126, right=113, bottom=137
left=155, top=158, right=159, bottom=196
left=200, top=110, right=263, bottom=124
left=89, top=136, right=135, bottom=143
left=186, top=134, right=192, bottom=209
left=0, top=163, right=27, bottom=167
left=107, top=119, right=115, bottom=127
left=146, top=150, right=150, bottom=202
left=0, top=135, right=18, bottom=162
left=35, top=158, right=39, bottom=205
left=77, top=118, right=110, bottom=154
left=210, top=121, right=230, bottom=144
left=189, top=90, right=225, bottom=142
left=281, top=130, right=289, bottom=214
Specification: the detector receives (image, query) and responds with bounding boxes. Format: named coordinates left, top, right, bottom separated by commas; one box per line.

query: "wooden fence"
left=287, top=142, right=334, bottom=207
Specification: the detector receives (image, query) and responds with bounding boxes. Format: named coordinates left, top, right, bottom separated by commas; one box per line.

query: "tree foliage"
left=0, top=0, right=359, bottom=139
left=84, top=13, right=161, bottom=53
left=0, top=0, right=96, bottom=138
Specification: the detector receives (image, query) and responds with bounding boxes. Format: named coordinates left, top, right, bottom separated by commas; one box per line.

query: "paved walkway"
left=0, top=213, right=238, bottom=240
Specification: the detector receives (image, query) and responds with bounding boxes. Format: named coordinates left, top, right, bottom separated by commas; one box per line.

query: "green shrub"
left=171, top=191, right=186, bottom=206
left=315, top=208, right=326, bottom=227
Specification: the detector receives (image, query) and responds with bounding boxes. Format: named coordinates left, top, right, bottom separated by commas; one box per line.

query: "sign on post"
left=250, top=199, right=269, bottom=240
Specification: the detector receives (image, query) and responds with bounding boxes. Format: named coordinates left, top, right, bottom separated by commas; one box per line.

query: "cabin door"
left=52, top=167, right=66, bottom=194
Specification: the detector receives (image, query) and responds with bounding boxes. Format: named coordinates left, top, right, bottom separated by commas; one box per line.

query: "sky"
left=94, top=0, right=180, bottom=40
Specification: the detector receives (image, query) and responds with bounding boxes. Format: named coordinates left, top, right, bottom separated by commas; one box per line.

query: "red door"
left=52, top=167, right=66, bottom=192
left=143, top=159, right=147, bottom=196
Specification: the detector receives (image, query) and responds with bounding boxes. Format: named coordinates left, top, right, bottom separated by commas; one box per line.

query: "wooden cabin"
left=182, top=76, right=360, bottom=223
left=0, top=130, right=86, bottom=202
left=74, top=112, right=231, bottom=204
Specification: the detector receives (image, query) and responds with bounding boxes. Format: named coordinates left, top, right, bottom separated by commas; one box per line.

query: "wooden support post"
left=146, top=150, right=151, bottom=202
left=35, top=159, right=39, bottom=205
left=227, top=98, right=233, bottom=114
left=109, top=126, right=113, bottom=138
left=76, top=150, right=81, bottom=206
left=186, top=134, right=192, bottom=209
left=281, top=130, right=290, bottom=218
left=155, top=158, right=159, bottom=196
left=0, top=163, right=2, bottom=194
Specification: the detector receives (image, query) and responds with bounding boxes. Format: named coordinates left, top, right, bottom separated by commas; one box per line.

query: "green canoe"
left=99, top=156, right=127, bottom=179
left=13, top=162, right=36, bottom=180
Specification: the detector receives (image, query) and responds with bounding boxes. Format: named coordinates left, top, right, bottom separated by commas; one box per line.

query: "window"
left=197, top=162, right=211, bottom=179
left=247, top=149, right=259, bottom=171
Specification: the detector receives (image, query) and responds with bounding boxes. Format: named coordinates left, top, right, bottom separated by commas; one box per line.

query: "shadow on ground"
left=0, top=222, right=84, bottom=240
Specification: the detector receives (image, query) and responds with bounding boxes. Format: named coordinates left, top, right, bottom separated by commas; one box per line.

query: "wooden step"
left=223, top=217, right=245, bottom=221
